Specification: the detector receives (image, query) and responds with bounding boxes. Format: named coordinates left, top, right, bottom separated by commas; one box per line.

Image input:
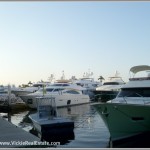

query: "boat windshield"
left=63, top=90, right=80, bottom=94
left=103, top=82, right=120, bottom=85
left=38, top=88, right=54, bottom=92
left=38, top=87, right=65, bottom=92
left=118, top=88, right=150, bottom=97
left=76, top=83, right=84, bottom=86
left=92, top=84, right=99, bottom=87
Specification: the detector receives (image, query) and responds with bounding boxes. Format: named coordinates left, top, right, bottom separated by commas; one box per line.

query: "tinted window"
left=92, top=84, right=98, bottom=87
left=65, top=90, right=80, bottom=94
left=53, top=88, right=64, bottom=92
left=46, top=88, right=54, bottom=92
left=62, top=84, right=70, bottom=86
left=103, top=82, right=119, bottom=85
left=33, top=84, right=43, bottom=87
left=118, top=88, right=150, bottom=97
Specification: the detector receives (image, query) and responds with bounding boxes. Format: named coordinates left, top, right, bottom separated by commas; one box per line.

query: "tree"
left=98, top=76, right=105, bottom=82
left=28, top=81, right=32, bottom=86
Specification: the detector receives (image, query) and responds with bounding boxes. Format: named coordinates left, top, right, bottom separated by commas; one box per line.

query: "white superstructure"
left=20, top=80, right=90, bottom=109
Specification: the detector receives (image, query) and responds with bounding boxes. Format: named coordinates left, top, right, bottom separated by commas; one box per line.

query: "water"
left=0, top=103, right=110, bottom=148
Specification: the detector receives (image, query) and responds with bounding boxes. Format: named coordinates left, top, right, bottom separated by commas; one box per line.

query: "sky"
left=0, top=2, right=150, bottom=86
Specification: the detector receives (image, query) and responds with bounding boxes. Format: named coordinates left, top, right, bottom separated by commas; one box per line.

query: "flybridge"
left=129, top=77, right=150, bottom=81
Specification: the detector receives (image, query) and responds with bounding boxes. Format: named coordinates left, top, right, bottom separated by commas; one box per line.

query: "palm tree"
left=98, top=76, right=105, bottom=82
left=28, top=81, right=32, bottom=86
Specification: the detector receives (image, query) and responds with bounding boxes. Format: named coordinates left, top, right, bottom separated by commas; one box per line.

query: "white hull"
left=21, top=94, right=90, bottom=109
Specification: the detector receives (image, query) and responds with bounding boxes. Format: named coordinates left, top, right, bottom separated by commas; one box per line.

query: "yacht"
left=11, top=82, right=51, bottom=97
left=94, top=71, right=125, bottom=102
left=72, top=70, right=102, bottom=99
left=20, top=80, right=90, bottom=109
left=93, top=65, right=150, bottom=145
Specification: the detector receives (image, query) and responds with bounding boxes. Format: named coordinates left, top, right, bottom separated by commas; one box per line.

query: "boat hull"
left=29, top=113, right=74, bottom=142
left=94, top=103, right=150, bottom=142
left=21, top=94, right=90, bottom=109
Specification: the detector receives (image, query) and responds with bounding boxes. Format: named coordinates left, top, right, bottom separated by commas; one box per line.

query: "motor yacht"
left=94, top=71, right=125, bottom=102
left=20, top=80, right=90, bottom=109
left=11, top=82, right=51, bottom=97
left=93, top=65, right=150, bottom=145
left=72, top=70, right=102, bottom=99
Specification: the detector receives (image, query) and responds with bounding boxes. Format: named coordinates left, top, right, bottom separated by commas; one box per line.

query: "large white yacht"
left=72, top=70, right=102, bottom=99
left=94, top=71, right=125, bottom=102
left=94, top=65, right=150, bottom=145
left=20, top=80, right=90, bottom=109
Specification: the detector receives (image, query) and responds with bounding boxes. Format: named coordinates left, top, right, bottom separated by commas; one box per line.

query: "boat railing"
left=109, top=96, right=150, bottom=106
left=94, top=93, right=117, bottom=101
left=129, top=77, right=150, bottom=81
left=36, top=96, right=57, bottom=119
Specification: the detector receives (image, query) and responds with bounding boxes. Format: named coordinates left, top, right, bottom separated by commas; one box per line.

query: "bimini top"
left=130, top=65, right=150, bottom=74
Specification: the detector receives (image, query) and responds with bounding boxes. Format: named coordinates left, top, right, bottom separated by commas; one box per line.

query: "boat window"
left=103, top=82, right=119, bottom=85
left=51, top=84, right=62, bottom=86
left=92, top=84, right=98, bottom=87
left=46, top=88, right=54, bottom=92
left=0, top=91, right=7, bottom=94
left=51, top=84, right=70, bottom=86
left=53, top=88, right=64, bottom=92
left=76, top=83, right=81, bottom=86
left=118, top=88, right=150, bottom=97
left=76, top=83, right=84, bottom=86
left=64, top=90, right=80, bottom=94
left=62, top=84, right=70, bottom=86
left=33, top=84, right=43, bottom=87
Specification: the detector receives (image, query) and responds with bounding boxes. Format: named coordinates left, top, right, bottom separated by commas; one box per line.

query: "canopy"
left=130, top=65, right=150, bottom=74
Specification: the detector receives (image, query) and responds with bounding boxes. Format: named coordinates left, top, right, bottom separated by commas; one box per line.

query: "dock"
left=0, top=116, right=48, bottom=148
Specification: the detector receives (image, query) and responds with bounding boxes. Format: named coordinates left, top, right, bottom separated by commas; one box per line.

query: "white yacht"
left=94, top=71, right=125, bottom=102
left=20, top=80, right=90, bottom=109
left=11, top=82, right=51, bottom=97
left=72, top=70, right=102, bottom=99
left=94, top=65, right=150, bottom=145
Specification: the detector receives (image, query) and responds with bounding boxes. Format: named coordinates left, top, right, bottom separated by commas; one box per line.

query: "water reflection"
left=0, top=104, right=110, bottom=148
left=30, top=127, right=75, bottom=145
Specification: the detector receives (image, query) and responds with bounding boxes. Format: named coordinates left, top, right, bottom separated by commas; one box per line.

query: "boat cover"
left=130, top=65, right=150, bottom=74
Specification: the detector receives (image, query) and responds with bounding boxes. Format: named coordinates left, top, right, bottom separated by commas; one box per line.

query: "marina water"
left=0, top=103, right=110, bottom=148
left=1, top=102, right=150, bottom=148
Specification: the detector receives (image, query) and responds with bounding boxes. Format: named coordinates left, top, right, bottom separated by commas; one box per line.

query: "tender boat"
left=29, top=96, right=74, bottom=140
left=20, top=80, right=90, bottom=109
left=94, top=71, right=125, bottom=102
left=93, top=65, right=150, bottom=145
